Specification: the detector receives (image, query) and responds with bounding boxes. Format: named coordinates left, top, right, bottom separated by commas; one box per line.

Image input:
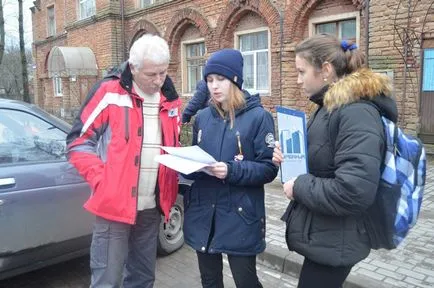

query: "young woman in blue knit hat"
left=182, top=48, right=278, bottom=288
left=272, top=34, right=398, bottom=287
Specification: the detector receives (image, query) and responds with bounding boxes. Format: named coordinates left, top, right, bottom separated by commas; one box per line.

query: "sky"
left=3, top=0, right=34, bottom=48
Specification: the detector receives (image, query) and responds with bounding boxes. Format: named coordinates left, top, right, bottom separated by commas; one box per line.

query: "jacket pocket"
left=284, top=202, right=312, bottom=250
left=283, top=201, right=296, bottom=251
left=364, top=181, right=401, bottom=250
left=281, top=201, right=296, bottom=223
left=283, top=202, right=312, bottom=243
left=236, top=194, right=260, bottom=225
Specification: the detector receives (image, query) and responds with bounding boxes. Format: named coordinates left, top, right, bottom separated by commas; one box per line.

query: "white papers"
left=154, top=146, right=217, bottom=175
left=276, top=106, right=308, bottom=183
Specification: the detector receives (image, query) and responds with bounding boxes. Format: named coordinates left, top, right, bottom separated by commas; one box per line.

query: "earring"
left=323, top=78, right=328, bottom=82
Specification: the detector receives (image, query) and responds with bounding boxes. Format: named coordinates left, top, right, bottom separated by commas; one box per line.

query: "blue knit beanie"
left=203, top=48, right=244, bottom=90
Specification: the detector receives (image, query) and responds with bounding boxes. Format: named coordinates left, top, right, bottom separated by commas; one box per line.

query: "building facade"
left=31, top=0, right=434, bottom=142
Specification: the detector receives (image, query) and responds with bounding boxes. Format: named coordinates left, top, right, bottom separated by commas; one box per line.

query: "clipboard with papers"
left=276, top=106, right=308, bottom=183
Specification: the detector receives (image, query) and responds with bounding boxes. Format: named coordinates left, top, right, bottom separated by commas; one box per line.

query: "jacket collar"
left=324, top=68, right=392, bottom=112
left=309, top=85, right=329, bottom=106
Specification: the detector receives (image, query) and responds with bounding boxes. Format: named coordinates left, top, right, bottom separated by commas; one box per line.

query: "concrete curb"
left=424, top=144, right=434, bottom=156
left=257, top=237, right=395, bottom=288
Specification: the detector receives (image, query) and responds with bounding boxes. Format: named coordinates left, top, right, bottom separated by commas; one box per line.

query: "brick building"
left=31, top=0, right=434, bottom=142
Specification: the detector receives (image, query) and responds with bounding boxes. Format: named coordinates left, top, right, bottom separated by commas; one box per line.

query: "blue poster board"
left=276, top=106, right=308, bottom=183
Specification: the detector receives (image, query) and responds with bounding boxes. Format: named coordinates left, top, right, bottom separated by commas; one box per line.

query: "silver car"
left=0, top=99, right=185, bottom=280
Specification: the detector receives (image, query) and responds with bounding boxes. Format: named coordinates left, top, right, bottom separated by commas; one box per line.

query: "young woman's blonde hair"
left=210, top=82, right=245, bottom=129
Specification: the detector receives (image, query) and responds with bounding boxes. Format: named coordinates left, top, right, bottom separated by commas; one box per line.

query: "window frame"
left=181, top=38, right=206, bottom=96
left=234, top=27, right=271, bottom=96
left=53, top=77, right=63, bottom=97
left=422, top=48, right=434, bottom=92
left=140, top=0, right=163, bottom=8
left=78, top=0, right=96, bottom=20
left=47, top=5, right=56, bottom=37
left=309, top=12, right=360, bottom=46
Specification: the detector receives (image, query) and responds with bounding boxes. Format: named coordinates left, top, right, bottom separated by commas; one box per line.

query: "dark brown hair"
left=295, top=33, right=366, bottom=77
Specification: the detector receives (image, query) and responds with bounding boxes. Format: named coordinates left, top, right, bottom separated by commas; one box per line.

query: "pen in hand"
left=236, top=131, right=242, bottom=155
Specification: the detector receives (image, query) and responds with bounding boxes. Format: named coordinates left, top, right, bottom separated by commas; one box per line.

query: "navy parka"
left=183, top=92, right=278, bottom=256
left=181, top=80, right=210, bottom=123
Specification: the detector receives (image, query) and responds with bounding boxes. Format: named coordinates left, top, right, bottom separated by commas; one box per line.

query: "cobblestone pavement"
left=0, top=245, right=298, bottom=288
left=1, top=163, right=432, bottom=288
left=263, top=159, right=434, bottom=288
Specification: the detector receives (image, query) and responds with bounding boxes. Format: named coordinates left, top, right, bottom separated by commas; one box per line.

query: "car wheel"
left=157, top=195, right=184, bottom=256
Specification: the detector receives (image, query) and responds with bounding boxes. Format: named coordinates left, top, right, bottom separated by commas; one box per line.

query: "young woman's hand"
left=283, top=178, right=295, bottom=200
left=208, top=162, right=228, bottom=179
left=272, top=141, right=284, bottom=166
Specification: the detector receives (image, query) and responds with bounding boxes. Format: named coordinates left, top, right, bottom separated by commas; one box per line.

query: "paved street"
left=1, top=160, right=432, bottom=288
left=263, top=158, right=434, bottom=288
left=0, top=245, right=298, bottom=288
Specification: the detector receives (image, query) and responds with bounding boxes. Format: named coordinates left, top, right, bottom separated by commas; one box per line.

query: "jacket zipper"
left=219, top=119, right=228, bottom=185
left=308, top=106, right=321, bottom=130
left=125, top=107, right=130, bottom=142
left=134, top=98, right=144, bottom=224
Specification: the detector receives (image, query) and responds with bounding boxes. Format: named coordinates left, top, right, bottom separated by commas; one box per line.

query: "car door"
left=0, top=108, right=93, bottom=255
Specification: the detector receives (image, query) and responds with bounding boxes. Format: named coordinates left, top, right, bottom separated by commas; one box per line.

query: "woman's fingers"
left=272, top=141, right=284, bottom=165
left=210, top=162, right=228, bottom=179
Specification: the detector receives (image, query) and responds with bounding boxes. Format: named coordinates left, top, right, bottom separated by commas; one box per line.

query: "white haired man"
left=66, top=34, right=181, bottom=288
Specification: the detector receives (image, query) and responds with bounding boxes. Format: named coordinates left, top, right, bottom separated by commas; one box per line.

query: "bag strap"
left=358, top=100, right=399, bottom=146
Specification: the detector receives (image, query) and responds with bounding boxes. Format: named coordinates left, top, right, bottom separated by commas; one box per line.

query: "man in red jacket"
left=66, top=34, right=181, bottom=288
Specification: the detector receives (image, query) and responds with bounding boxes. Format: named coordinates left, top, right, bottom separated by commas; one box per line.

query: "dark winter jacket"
left=181, top=80, right=210, bottom=123
left=183, top=92, right=278, bottom=256
left=283, top=69, right=398, bottom=266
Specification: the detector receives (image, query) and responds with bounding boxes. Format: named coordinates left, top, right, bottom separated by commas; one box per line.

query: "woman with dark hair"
left=183, top=48, right=278, bottom=288
left=272, top=33, right=398, bottom=288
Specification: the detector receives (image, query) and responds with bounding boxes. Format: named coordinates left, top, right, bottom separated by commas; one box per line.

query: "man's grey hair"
left=128, top=34, right=170, bottom=71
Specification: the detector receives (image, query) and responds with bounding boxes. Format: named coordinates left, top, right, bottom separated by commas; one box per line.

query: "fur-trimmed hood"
left=324, top=68, right=398, bottom=123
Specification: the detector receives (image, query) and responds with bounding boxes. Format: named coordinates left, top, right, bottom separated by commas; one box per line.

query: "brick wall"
left=31, top=0, right=430, bottom=136
left=369, top=0, right=434, bottom=134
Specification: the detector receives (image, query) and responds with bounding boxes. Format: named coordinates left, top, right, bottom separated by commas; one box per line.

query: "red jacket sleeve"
left=66, top=81, right=110, bottom=191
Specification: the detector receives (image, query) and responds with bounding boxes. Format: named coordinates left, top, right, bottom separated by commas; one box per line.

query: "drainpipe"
left=364, top=0, right=370, bottom=65
left=120, top=0, right=126, bottom=61
left=64, top=0, right=67, bottom=33
left=279, top=9, right=284, bottom=107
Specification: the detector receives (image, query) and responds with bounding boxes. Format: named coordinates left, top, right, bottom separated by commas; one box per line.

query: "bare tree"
left=18, top=0, right=29, bottom=103
left=0, top=1, right=5, bottom=65
left=0, top=44, right=31, bottom=100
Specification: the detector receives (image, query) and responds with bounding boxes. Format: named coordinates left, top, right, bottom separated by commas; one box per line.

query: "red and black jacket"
left=67, top=62, right=181, bottom=224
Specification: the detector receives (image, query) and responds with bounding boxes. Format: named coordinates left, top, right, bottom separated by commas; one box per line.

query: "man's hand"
left=182, top=115, right=191, bottom=124
left=272, top=141, right=284, bottom=166
left=207, top=162, right=228, bottom=179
